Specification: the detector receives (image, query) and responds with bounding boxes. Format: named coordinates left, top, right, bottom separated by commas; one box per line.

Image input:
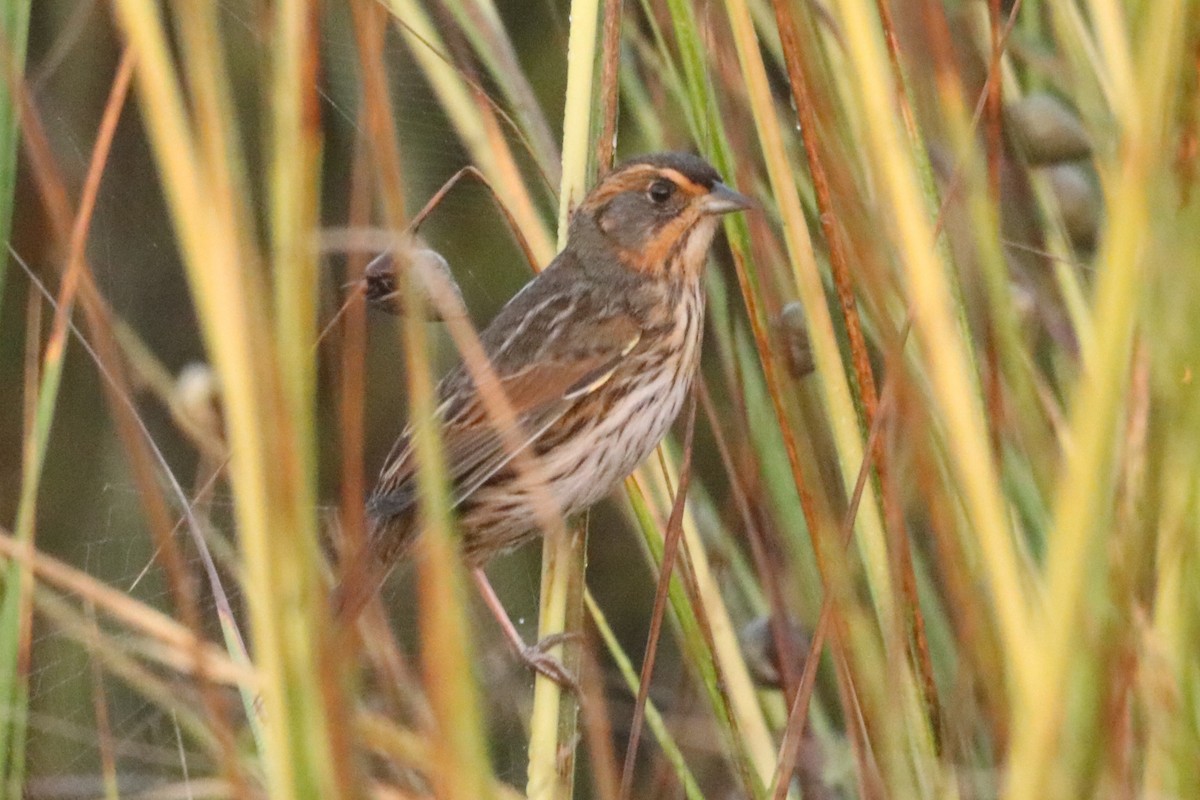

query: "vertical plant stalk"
left=337, top=132, right=373, bottom=586
left=349, top=3, right=496, bottom=798
left=527, top=0, right=601, bottom=797
left=718, top=18, right=913, bottom=774
left=1007, top=1, right=1190, bottom=795
left=596, top=0, right=623, bottom=173
left=0, top=289, right=39, bottom=796
left=84, top=602, right=121, bottom=800
left=768, top=0, right=943, bottom=741
left=0, top=9, right=34, bottom=778
left=112, top=2, right=346, bottom=795
left=553, top=0, right=601, bottom=240
left=4, top=47, right=254, bottom=797
left=271, top=2, right=361, bottom=795
left=618, top=396, right=696, bottom=799
left=0, top=0, right=30, bottom=314
left=831, top=0, right=1032, bottom=695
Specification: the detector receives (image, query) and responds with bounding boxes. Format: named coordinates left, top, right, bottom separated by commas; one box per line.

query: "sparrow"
left=334, top=152, right=752, bottom=621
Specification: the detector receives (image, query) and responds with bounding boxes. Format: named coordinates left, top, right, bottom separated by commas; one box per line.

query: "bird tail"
left=329, top=515, right=415, bottom=624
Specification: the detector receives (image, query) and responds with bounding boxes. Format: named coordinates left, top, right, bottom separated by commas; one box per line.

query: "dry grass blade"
left=0, top=0, right=30, bottom=312
left=619, top=393, right=696, bottom=800
left=596, top=0, right=624, bottom=173
left=0, top=528, right=255, bottom=688
left=770, top=379, right=897, bottom=798
left=5, top=41, right=248, bottom=793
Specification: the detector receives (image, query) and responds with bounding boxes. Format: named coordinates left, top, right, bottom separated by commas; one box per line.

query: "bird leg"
left=472, top=568, right=579, bottom=692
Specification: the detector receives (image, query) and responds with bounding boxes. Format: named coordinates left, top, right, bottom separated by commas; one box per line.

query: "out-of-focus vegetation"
left=0, top=0, right=1197, bottom=798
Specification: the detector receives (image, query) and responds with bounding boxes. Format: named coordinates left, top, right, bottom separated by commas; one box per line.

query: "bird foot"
left=517, top=632, right=580, bottom=692
left=471, top=569, right=581, bottom=690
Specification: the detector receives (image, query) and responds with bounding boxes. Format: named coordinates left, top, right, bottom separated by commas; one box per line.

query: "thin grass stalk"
left=981, top=0, right=1005, bottom=480
left=595, top=0, right=622, bottom=173
left=336, top=127, right=373, bottom=679
left=553, top=0, right=600, bottom=240
left=1083, top=0, right=1136, bottom=124
left=0, top=54, right=134, bottom=791
left=6, top=47, right=254, bottom=795
left=1137, top=172, right=1200, bottom=794
left=382, top=0, right=555, bottom=264
left=270, top=0, right=322, bottom=519
left=632, top=457, right=776, bottom=797
left=578, top=633, right=621, bottom=800
left=112, top=2, right=345, bottom=794
left=830, top=0, right=1032, bottom=697
left=0, top=0, right=29, bottom=314
left=1007, top=2, right=1191, bottom=795
left=619, top=398, right=696, bottom=799
left=169, top=6, right=258, bottom=268
left=271, top=3, right=360, bottom=793
left=408, top=299, right=495, bottom=800
left=584, top=590, right=705, bottom=800
left=1142, top=437, right=1200, bottom=799
left=349, top=3, right=495, bottom=796
left=439, top=0, right=561, bottom=184
left=83, top=603, right=121, bottom=800
left=526, top=2, right=601, bottom=796
left=0, top=292, right=39, bottom=798
left=720, top=0, right=944, bottom=773
left=766, top=0, right=943, bottom=737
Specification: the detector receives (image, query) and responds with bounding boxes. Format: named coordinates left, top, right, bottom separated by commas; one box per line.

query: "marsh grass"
left=1, top=0, right=1198, bottom=798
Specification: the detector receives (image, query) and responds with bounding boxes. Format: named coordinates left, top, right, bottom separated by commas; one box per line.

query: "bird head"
left=575, top=152, right=753, bottom=277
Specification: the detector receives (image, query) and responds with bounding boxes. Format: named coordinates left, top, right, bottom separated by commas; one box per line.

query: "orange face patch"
left=584, top=165, right=717, bottom=276
left=581, top=166, right=707, bottom=212
left=617, top=205, right=705, bottom=276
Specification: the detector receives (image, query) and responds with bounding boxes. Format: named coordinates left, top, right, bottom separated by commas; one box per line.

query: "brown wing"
left=366, top=312, right=642, bottom=528
left=333, top=330, right=640, bottom=623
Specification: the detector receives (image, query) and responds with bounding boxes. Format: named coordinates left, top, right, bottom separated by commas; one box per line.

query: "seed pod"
left=1045, top=163, right=1102, bottom=251
left=778, top=301, right=816, bottom=379
left=363, top=239, right=467, bottom=320
left=175, top=362, right=226, bottom=455
left=1007, top=93, right=1091, bottom=165
left=739, top=614, right=812, bottom=690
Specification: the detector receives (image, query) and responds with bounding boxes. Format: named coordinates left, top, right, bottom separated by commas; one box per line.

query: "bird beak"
left=702, top=182, right=755, bottom=215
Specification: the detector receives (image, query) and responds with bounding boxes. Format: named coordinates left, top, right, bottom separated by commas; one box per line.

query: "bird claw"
left=518, top=632, right=581, bottom=692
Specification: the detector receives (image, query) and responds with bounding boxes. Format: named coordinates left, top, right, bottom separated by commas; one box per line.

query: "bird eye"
left=647, top=179, right=675, bottom=204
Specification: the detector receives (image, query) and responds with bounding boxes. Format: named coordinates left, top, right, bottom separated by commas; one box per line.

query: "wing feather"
left=367, top=314, right=641, bottom=523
